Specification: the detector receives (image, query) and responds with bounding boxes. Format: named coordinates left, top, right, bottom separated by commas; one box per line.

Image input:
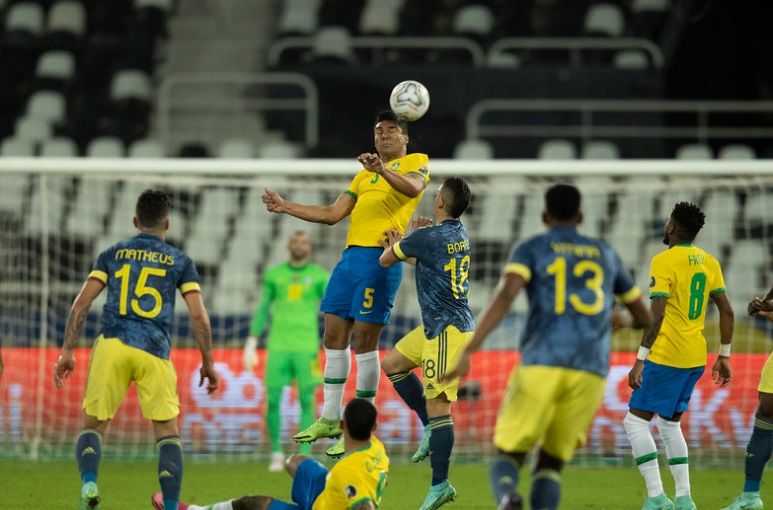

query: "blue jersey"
left=88, top=233, right=201, bottom=360
left=393, top=219, right=475, bottom=339
left=506, top=226, right=640, bottom=377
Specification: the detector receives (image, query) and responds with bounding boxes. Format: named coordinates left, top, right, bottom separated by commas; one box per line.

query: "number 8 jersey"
left=506, top=226, right=641, bottom=377
left=88, top=233, right=201, bottom=360
left=647, top=243, right=726, bottom=368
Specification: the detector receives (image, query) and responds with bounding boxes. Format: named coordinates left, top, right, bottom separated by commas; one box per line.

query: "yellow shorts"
left=395, top=325, right=472, bottom=401
left=494, top=365, right=606, bottom=462
left=759, top=352, right=773, bottom=393
left=83, top=335, right=180, bottom=422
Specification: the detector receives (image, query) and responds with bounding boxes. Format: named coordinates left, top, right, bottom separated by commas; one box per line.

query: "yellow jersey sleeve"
left=345, top=153, right=429, bottom=248
left=649, top=253, right=672, bottom=298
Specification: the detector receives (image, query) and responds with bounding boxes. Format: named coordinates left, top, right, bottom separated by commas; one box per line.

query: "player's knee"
left=757, top=394, right=773, bottom=420
left=233, top=495, right=272, bottom=510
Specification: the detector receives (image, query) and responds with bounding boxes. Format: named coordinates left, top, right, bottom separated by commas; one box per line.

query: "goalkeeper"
left=244, top=231, right=329, bottom=471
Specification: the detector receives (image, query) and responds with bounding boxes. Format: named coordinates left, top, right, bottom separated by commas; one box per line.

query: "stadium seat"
left=86, top=136, right=124, bottom=158
left=40, top=137, right=78, bottom=157
left=14, top=116, right=52, bottom=143
left=359, top=0, right=403, bottom=35
left=311, top=26, right=355, bottom=64
left=66, top=177, right=114, bottom=236
left=34, top=50, right=76, bottom=91
left=452, top=4, right=494, bottom=44
left=477, top=177, right=520, bottom=241
left=110, top=69, right=152, bottom=102
left=5, top=2, right=45, bottom=36
left=538, top=139, right=577, bottom=159
left=259, top=140, right=302, bottom=159
left=217, top=138, right=256, bottom=159
left=581, top=140, right=620, bottom=159
left=453, top=139, right=494, bottom=159
left=3, top=3, right=45, bottom=79
left=128, top=138, right=165, bottom=158
left=0, top=174, right=30, bottom=213
left=26, top=91, right=66, bottom=124
left=675, top=143, right=712, bottom=159
left=45, top=0, right=87, bottom=50
left=0, top=137, right=35, bottom=156
left=278, top=1, right=320, bottom=36
left=718, top=144, right=755, bottom=159
left=584, top=3, right=625, bottom=37
left=613, top=50, right=649, bottom=69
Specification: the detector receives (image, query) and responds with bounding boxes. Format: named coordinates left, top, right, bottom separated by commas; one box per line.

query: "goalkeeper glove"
left=244, top=335, right=259, bottom=371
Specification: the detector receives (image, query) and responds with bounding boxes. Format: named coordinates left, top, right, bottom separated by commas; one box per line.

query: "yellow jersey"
left=648, top=243, right=726, bottom=368
left=313, top=436, right=390, bottom=509
left=344, top=153, right=429, bottom=247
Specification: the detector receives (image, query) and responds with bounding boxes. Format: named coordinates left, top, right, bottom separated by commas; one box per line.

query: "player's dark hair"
left=135, top=189, right=171, bottom=229
left=545, top=184, right=581, bottom=221
left=441, top=177, right=472, bottom=218
left=670, top=201, right=705, bottom=240
left=343, top=398, right=377, bottom=441
left=375, top=110, right=408, bottom=135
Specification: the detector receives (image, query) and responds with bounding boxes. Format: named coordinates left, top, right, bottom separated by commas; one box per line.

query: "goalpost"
left=0, top=158, right=771, bottom=467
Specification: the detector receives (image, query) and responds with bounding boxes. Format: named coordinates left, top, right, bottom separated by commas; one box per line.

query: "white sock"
left=187, top=502, right=233, bottom=510
left=624, top=412, right=663, bottom=498
left=657, top=416, right=691, bottom=497
left=322, top=346, right=351, bottom=421
left=355, top=350, right=380, bottom=404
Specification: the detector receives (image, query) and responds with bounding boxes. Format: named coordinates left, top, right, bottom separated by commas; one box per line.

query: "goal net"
left=0, top=158, right=771, bottom=468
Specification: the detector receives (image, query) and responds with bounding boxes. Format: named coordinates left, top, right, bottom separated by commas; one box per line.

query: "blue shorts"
left=267, top=458, right=328, bottom=510
left=629, top=360, right=705, bottom=419
left=320, top=246, right=402, bottom=324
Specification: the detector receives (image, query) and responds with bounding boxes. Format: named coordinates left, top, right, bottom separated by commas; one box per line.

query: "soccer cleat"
left=673, top=495, right=697, bottom=510
left=419, top=481, right=457, bottom=510
left=151, top=493, right=189, bottom=510
left=326, top=437, right=345, bottom=458
left=293, top=418, right=341, bottom=444
left=81, top=481, right=100, bottom=510
left=720, top=494, right=764, bottom=510
left=411, top=424, right=431, bottom=463
left=641, top=493, right=674, bottom=510
left=496, top=492, right=523, bottom=510
left=268, top=452, right=285, bottom=472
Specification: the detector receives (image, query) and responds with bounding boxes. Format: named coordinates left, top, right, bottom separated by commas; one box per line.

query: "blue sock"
left=387, top=372, right=430, bottom=426
left=531, top=469, right=561, bottom=510
left=429, top=415, right=454, bottom=486
left=76, top=429, right=102, bottom=484
left=490, top=454, right=520, bottom=504
left=157, top=436, right=183, bottom=510
left=743, top=414, right=773, bottom=493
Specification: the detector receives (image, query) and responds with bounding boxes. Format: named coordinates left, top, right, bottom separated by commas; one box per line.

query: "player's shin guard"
left=743, top=414, right=773, bottom=493
left=355, top=350, right=380, bottom=404
left=530, top=469, right=561, bottom=510
left=490, top=453, right=521, bottom=504
left=387, top=371, right=430, bottom=426
left=429, top=415, right=454, bottom=485
left=321, top=346, right=351, bottom=421
left=157, top=435, right=183, bottom=510
left=623, top=412, right=664, bottom=498
left=656, top=416, right=691, bottom=497
left=76, top=428, right=102, bottom=484
left=267, top=387, right=283, bottom=453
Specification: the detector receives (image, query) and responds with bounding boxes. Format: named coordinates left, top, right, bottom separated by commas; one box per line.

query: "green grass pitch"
left=2, top=460, right=760, bottom=509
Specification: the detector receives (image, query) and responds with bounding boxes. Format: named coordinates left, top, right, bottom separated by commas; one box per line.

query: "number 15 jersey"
left=647, top=243, right=726, bottom=368
left=506, top=226, right=640, bottom=377
left=88, top=233, right=201, bottom=360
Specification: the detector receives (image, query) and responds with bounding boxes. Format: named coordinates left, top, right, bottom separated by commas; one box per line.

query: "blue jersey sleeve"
left=88, top=250, right=110, bottom=286
left=504, top=241, right=534, bottom=282
left=393, top=227, right=430, bottom=261
left=178, top=256, right=201, bottom=295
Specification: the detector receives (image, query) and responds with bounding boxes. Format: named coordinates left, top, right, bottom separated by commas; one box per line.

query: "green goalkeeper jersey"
left=250, top=262, right=329, bottom=353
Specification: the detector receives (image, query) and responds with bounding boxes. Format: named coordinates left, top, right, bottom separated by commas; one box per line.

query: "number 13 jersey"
left=506, top=226, right=640, bottom=377
left=647, top=243, right=726, bottom=368
left=88, top=233, right=201, bottom=360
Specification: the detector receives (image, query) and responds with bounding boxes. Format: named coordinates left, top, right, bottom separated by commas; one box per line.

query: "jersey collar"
left=136, top=233, right=164, bottom=242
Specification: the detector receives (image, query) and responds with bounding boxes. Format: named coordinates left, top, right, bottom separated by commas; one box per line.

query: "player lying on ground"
left=151, top=398, right=388, bottom=510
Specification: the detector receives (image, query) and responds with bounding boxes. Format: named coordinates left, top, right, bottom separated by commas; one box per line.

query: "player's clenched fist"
left=263, top=188, right=286, bottom=213
left=54, top=351, right=76, bottom=388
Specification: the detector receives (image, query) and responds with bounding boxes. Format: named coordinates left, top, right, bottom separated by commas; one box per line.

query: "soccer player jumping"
left=624, top=202, right=733, bottom=510
left=262, top=110, right=429, bottom=457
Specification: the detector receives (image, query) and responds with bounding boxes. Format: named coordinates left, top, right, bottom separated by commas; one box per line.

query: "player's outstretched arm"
left=184, top=292, right=219, bottom=394
left=628, top=296, right=666, bottom=390
left=444, top=272, right=525, bottom=382
left=711, top=291, right=734, bottom=387
left=379, top=229, right=407, bottom=267
left=262, top=188, right=356, bottom=225
left=54, top=279, right=105, bottom=388
left=357, top=153, right=426, bottom=198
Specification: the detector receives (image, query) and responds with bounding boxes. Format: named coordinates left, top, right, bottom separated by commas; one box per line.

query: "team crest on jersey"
left=649, top=276, right=656, bottom=288
left=391, top=162, right=400, bottom=170
left=418, top=165, right=428, bottom=175
left=345, top=485, right=358, bottom=499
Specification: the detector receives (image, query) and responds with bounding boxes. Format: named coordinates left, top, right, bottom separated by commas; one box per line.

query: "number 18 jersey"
left=88, top=233, right=201, bottom=360
left=506, top=226, right=640, bottom=377
left=647, top=243, right=726, bottom=368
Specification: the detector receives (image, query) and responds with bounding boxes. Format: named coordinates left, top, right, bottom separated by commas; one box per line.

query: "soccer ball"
left=389, top=80, right=430, bottom=122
